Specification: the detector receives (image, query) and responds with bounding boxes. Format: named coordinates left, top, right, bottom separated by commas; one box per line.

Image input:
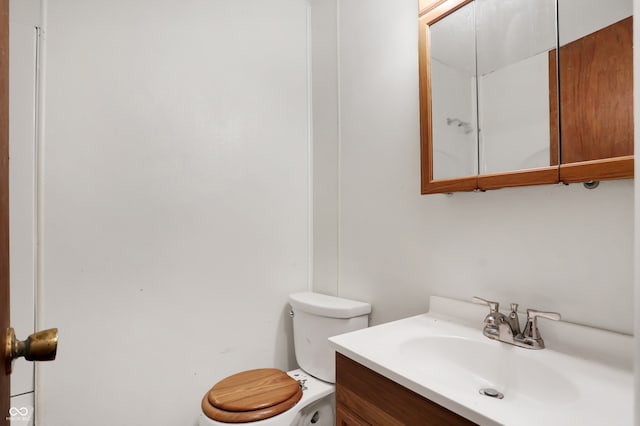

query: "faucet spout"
left=497, top=319, right=515, bottom=343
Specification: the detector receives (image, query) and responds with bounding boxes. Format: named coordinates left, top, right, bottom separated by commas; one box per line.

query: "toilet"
left=198, top=292, right=371, bottom=425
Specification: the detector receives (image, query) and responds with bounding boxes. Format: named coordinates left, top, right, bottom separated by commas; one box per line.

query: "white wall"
left=476, top=0, right=555, bottom=75
left=431, top=59, right=477, bottom=179
left=559, top=0, right=632, bottom=45
left=310, top=0, right=339, bottom=296
left=478, top=52, right=550, bottom=173
left=38, top=1, right=310, bottom=425
left=325, top=0, right=634, bottom=335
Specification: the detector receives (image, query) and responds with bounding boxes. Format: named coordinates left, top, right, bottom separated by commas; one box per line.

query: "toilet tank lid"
left=289, top=292, right=371, bottom=318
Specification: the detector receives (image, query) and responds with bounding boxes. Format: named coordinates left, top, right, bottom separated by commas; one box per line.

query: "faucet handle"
left=521, top=308, right=561, bottom=348
left=471, top=296, right=499, bottom=312
left=527, top=309, right=561, bottom=322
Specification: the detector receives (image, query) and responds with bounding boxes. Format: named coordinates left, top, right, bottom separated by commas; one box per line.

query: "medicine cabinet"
left=418, top=0, right=633, bottom=194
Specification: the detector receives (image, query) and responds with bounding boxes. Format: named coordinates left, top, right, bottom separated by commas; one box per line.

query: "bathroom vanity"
left=329, top=296, right=633, bottom=425
left=335, top=353, right=474, bottom=425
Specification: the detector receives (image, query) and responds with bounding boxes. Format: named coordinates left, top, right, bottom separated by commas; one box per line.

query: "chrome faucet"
left=472, top=297, right=560, bottom=350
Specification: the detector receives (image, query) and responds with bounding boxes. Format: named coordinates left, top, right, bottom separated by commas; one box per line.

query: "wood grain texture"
left=421, top=175, right=477, bottom=195
left=421, top=0, right=472, bottom=23
left=418, top=13, right=432, bottom=192
left=419, top=4, right=478, bottom=194
left=202, top=387, right=302, bottom=423
left=336, top=405, right=370, bottom=426
left=559, top=17, right=633, bottom=164
left=336, top=353, right=477, bottom=426
left=201, top=368, right=302, bottom=423
left=0, top=0, right=9, bottom=423
left=559, top=155, right=634, bottom=183
left=207, top=368, right=299, bottom=411
left=419, top=0, right=448, bottom=17
left=478, top=167, right=558, bottom=190
left=548, top=50, right=559, bottom=166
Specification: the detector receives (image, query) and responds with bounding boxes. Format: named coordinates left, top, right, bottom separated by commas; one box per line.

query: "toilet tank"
left=289, top=292, right=371, bottom=383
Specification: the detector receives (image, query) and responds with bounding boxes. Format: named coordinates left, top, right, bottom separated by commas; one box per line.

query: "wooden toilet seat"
left=201, top=368, right=303, bottom=423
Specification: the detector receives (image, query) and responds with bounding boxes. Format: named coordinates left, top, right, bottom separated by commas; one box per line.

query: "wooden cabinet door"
left=556, top=17, right=634, bottom=182
left=336, top=406, right=370, bottom=426
left=336, top=353, right=477, bottom=426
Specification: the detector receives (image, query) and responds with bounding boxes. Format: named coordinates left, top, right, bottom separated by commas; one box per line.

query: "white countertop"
left=328, top=296, right=633, bottom=426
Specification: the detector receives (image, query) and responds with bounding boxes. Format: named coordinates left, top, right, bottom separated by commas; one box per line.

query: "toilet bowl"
left=198, top=292, right=371, bottom=425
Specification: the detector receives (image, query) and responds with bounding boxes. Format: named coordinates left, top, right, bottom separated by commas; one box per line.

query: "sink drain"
left=479, top=388, right=504, bottom=399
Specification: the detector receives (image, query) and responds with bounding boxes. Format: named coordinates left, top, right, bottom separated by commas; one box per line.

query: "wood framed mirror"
left=419, top=1, right=479, bottom=194
left=418, top=0, right=633, bottom=195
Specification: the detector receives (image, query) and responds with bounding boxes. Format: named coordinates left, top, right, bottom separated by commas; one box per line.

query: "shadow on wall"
left=276, top=303, right=298, bottom=370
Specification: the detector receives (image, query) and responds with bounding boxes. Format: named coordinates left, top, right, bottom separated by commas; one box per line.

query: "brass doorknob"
left=5, top=327, right=58, bottom=374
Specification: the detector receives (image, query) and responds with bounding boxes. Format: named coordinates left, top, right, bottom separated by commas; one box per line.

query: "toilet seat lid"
left=208, top=368, right=300, bottom=412
left=202, top=369, right=303, bottom=423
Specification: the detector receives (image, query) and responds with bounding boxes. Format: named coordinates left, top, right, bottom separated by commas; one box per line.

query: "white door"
left=8, top=1, right=40, bottom=424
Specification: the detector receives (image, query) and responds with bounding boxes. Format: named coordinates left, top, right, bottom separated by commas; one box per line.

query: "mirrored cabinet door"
left=419, top=1, right=479, bottom=194
left=430, top=3, right=478, bottom=180
left=419, top=0, right=634, bottom=195
left=419, top=0, right=561, bottom=194
left=475, top=0, right=559, bottom=190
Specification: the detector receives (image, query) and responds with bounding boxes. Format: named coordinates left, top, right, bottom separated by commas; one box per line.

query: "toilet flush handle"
left=289, top=310, right=294, bottom=318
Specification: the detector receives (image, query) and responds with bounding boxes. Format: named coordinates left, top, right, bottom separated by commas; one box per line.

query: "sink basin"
left=328, top=296, right=633, bottom=426
left=398, top=336, right=579, bottom=405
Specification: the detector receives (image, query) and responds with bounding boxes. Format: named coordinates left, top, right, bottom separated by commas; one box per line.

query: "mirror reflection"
left=428, top=0, right=559, bottom=181
left=429, top=2, right=478, bottom=180
left=423, top=0, right=633, bottom=192
left=476, top=0, right=557, bottom=174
